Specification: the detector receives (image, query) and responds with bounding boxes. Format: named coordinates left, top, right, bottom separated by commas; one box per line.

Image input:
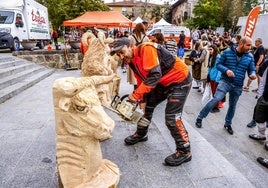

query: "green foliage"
left=184, top=18, right=196, bottom=30
left=151, top=6, right=163, bottom=22
left=36, top=0, right=263, bottom=32
left=189, top=0, right=261, bottom=31
left=242, top=0, right=260, bottom=14
left=150, top=3, right=171, bottom=23
left=192, top=0, right=222, bottom=29
left=36, top=0, right=109, bottom=30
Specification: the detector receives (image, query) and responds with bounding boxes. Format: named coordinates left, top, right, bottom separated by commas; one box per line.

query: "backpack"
left=189, top=50, right=199, bottom=61
left=177, top=48, right=185, bottom=57
left=52, top=31, right=58, bottom=38
left=137, top=43, right=176, bottom=75
left=259, top=59, right=268, bottom=77
left=132, top=35, right=145, bottom=46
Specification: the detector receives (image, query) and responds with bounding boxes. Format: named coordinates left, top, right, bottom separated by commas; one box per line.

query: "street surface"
left=0, top=50, right=267, bottom=187
left=117, top=53, right=268, bottom=184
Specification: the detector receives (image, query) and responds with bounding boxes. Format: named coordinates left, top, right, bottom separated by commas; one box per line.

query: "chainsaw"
left=107, top=94, right=144, bottom=123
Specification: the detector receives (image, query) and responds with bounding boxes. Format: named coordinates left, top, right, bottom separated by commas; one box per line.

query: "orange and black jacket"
left=129, top=42, right=189, bottom=101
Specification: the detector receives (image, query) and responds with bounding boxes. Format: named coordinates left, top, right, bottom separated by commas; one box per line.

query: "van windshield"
left=147, top=29, right=161, bottom=36
left=0, top=11, right=14, bottom=24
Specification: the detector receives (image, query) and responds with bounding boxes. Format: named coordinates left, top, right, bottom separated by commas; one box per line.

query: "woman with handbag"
left=190, top=42, right=202, bottom=89
left=207, top=44, right=222, bottom=112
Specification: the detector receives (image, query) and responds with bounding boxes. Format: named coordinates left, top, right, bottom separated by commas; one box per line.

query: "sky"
left=104, top=0, right=173, bottom=5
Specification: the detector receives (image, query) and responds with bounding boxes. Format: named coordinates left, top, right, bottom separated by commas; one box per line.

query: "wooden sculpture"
left=53, top=75, right=120, bottom=188
left=81, top=32, right=114, bottom=77
left=80, top=31, right=120, bottom=106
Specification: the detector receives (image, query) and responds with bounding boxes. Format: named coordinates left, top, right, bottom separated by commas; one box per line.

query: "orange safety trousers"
left=142, top=74, right=192, bottom=150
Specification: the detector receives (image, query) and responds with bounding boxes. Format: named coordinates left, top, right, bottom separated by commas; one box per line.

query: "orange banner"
left=244, top=6, right=261, bottom=38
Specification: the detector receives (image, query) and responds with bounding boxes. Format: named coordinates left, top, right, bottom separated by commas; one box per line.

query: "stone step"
left=0, top=66, right=48, bottom=89
left=0, top=63, right=36, bottom=79
left=0, top=68, right=55, bottom=104
left=115, top=68, right=268, bottom=187
left=0, top=59, right=24, bottom=69
left=0, top=56, right=18, bottom=63
left=0, top=56, right=55, bottom=104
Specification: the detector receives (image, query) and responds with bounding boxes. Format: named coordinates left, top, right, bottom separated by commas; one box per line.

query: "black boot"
left=164, top=145, right=191, bottom=166
left=124, top=132, right=148, bottom=145
left=257, top=157, right=268, bottom=168
left=224, top=124, right=233, bottom=135
left=124, top=117, right=150, bottom=145
left=165, top=150, right=191, bottom=166
left=195, top=118, right=202, bottom=128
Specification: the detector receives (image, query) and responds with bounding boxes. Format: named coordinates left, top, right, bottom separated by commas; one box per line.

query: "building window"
left=15, top=13, right=24, bottom=27
left=122, top=7, right=127, bottom=15
left=132, top=7, right=136, bottom=17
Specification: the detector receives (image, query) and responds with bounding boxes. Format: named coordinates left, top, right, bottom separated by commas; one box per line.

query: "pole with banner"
left=244, top=6, right=261, bottom=38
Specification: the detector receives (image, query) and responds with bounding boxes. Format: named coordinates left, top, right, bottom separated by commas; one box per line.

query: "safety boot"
left=165, top=150, right=191, bottom=166
left=124, top=117, right=150, bottom=145
left=164, top=144, right=191, bottom=166
left=124, top=132, right=148, bottom=145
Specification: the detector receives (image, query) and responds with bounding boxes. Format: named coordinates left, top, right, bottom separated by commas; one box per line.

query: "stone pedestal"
left=12, top=49, right=83, bottom=69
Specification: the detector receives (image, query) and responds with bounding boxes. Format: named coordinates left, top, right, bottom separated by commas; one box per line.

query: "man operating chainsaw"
left=110, top=37, right=192, bottom=166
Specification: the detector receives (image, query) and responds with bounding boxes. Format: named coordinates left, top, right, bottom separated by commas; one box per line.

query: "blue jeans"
left=197, top=80, right=242, bottom=125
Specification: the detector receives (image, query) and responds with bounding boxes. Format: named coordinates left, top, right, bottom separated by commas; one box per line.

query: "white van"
left=146, top=26, right=191, bottom=49
left=0, top=0, right=50, bottom=50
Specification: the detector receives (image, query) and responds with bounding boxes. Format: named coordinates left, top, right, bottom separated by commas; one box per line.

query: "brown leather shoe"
left=243, top=86, right=249, bottom=92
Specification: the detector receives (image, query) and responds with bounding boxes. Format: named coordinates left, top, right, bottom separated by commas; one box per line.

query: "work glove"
left=139, top=102, right=146, bottom=113
left=128, top=93, right=138, bottom=103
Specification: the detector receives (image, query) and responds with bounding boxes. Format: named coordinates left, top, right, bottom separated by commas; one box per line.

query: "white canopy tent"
left=153, top=18, right=171, bottom=27
left=0, top=0, right=24, bottom=9
left=133, top=16, right=144, bottom=24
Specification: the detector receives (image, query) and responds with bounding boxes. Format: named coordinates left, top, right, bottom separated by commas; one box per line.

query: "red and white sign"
left=244, top=6, right=261, bottom=38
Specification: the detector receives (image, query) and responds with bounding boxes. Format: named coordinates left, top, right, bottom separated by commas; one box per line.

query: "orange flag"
left=244, top=6, right=261, bottom=38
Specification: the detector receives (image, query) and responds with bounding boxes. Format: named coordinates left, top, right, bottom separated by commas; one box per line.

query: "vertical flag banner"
left=244, top=6, right=261, bottom=38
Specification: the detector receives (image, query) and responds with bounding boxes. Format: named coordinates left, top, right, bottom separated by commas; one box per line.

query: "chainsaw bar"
left=102, top=105, right=121, bottom=115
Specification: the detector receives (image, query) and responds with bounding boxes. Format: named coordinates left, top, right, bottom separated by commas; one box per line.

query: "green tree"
left=192, top=0, right=222, bottom=29
left=242, top=0, right=260, bottom=14
left=36, top=0, right=109, bottom=30
left=188, top=0, right=261, bottom=31
left=151, top=6, right=162, bottom=22
left=151, top=4, right=171, bottom=22
left=222, top=0, right=260, bottom=31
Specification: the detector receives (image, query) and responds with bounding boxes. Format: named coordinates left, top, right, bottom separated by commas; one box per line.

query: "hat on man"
left=255, top=38, right=262, bottom=43
left=110, top=37, right=130, bottom=56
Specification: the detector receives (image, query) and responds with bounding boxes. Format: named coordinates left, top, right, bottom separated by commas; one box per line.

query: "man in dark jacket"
left=248, top=66, right=268, bottom=169
left=248, top=66, right=268, bottom=142
left=177, top=31, right=185, bottom=48
left=246, top=59, right=268, bottom=128
left=243, top=38, right=266, bottom=93
left=195, top=36, right=256, bottom=135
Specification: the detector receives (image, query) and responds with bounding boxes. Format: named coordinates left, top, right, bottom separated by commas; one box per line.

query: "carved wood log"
left=81, top=31, right=120, bottom=106
left=53, top=76, right=120, bottom=188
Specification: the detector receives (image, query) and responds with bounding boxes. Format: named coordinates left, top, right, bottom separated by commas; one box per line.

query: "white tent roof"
left=133, top=17, right=143, bottom=24
left=0, top=0, right=24, bottom=9
left=153, top=18, right=171, bottom=27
